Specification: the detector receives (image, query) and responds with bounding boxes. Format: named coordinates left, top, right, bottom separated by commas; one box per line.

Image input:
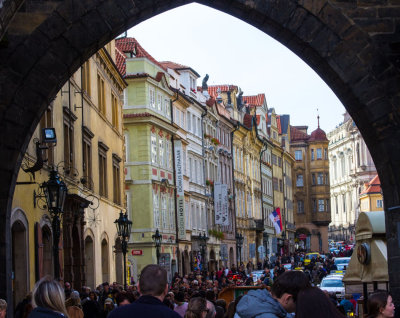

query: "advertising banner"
left=214, top=182, right=229, bottom=226
left=174, top=140, right=186, bottom=240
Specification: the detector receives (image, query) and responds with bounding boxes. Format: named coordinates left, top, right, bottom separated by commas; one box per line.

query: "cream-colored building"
left=12, top=40, right=126, bottom=305
left=327, top=112, right=377, bottom=242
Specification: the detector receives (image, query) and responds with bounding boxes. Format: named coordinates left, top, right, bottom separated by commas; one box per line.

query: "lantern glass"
left=43, top=169, right=67, bottom=213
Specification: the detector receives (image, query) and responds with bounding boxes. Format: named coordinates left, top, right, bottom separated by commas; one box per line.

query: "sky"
left=127, top=3, right=346, bottom=133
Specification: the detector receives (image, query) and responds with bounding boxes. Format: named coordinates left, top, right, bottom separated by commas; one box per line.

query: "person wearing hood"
left=234, top=270, right=311, bottom=318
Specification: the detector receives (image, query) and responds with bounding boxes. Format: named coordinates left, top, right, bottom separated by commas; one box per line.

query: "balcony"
left=311, top=211, right=331, bottom=226
left=249, top=219, right=264, bottom=232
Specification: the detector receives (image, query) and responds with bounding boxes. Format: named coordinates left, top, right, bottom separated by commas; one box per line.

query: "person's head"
left=89, top=291, right=97, bottom=301
left=270, top=270, right=311, bottom=313
left=64, top=282, right=71, bottom=290
left=102, top=282, right=110, bottom=293
left=367, top=290, right=395, bottom=318
left=115, top=291, right=134, bottom=306
left=175, top=291, right=185, bottom=304
left=185, top=297, right=208, bottom=318
left=205, top=300, right=216, bottom=318
left=138, top=264, right=168, bottom=298
left=0, top=299, right=7, bottom=318
left=32, top=276, right=68, bottom=316
left=295, top=287, right=345, bottom=318
left=205, top=290, right=215, bottom=302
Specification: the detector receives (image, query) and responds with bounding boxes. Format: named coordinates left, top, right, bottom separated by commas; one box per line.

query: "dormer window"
left=190, top=77, right=196, bottom=94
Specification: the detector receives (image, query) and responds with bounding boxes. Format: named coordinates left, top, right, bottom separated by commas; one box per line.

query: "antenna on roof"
left=317, top=108, right=320, bottom=128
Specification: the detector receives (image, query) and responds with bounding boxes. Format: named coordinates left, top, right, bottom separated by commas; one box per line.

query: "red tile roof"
left=360, top=175, right=381, bottom=195
left=115, top=37, right=166, bottom=76
left=276, top=115, right=282, bottom=134
left=290, top=126, right=309, bottom=141
left=115, top=46, right=126, bottom=76
left=207, top=85, right=238, bottom=98
left=243, top=113, right=253, bottom=129
left=243, top=94, right=265, bottom=107
left=309, top=127, right=328, bottom=142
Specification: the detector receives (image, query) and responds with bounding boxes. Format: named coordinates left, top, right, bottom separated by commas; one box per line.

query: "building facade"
left=291, top=119, right=331, bottom=253
left=12, top=41, right=126, bottom=306
left=116, top=38, right=178, bottom=282
left=327, top=112, right=377, bottom=242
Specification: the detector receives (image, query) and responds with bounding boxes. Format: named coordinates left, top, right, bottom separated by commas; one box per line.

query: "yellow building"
left=12, top=40, right=126, bottom=305
left=360, top=175, right=383, bottom=212
left=116, top=38, right=178, bottom=282
left=291, top=119, right=331, bottom=253
left=233, top=111, right=263, bottom=266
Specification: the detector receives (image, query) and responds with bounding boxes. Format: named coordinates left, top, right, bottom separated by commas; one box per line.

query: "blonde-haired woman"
left=184, top=297, right=208, bottom=318
left=29, top=276, right=69, bottom=318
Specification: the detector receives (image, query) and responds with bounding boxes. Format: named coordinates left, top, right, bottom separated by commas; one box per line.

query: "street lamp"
left=235, top=232, right=244, bottom=266
left=41, top=168, right=67, bottom=280
left=152, top=228, right=162, bottom=265
left=199, top=232, right=209, bottom=271
left=114, top=211, right=132, bottom=290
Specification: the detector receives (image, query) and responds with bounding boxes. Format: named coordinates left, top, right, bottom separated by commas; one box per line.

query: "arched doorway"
left=11, top=221, right=28, bottom=306
left=84, top=236, right=95, bottom=289
left=1, top=0, right=400, bottom=308
left=101, top=238, right=110, bottom=283
left=114, top=237, right=123, bottom=285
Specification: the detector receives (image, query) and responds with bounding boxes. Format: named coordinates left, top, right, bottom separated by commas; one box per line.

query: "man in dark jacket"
left=108, top=264, right=181, bottom=318
left=234, top=270, right=311, bottom=318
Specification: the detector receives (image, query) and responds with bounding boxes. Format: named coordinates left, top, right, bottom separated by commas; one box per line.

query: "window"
left=272, top=154, right=277, bottom=166
left=318, top=199, right=325, bottom=212
left=187, top=112, right=191, bottom=131
left=334, top=160, right=337, bottom=179
left=273, top=178, right=278, bottom=191
left=317, top=173, right=324, bottom=185
left=197, top=118, right=201, bottom=136
left=279, top=179, right=283, bottom=192
left=192, top=115, right=196, bottom=134
left=82, top=61, right=91, bottom=96
left=312, top=173, right=316, bottom=185
left=63, top=109, right=76, bottom=173
left=278, top=157, right=282, bottom=167
left=40, top=106, right=54, bottom=165
left=98, top=142, right=108, bottom=197
left=326, top=199, right=330, bottom=212
left=324, top=148, right=328, bottom=160
left=312, top=199, right=317, bottom=212
left=161, top=195, right=167, bottom=229
left=153, top=191, right=160, bottom=228
left=377, top=199, right=383, bottom=208
left=296, top=175, right=304, bottom=187
left=166, top=140, right=172, bottom=170
left=112, top=154, right=121, bottom=205
left=311, top=149, right=315, bottom=161
left=111, top=93, right=118, bottom=128
left=149, top=87, right=155, bottom=108
left=82, top=127, right=94, bottom=190
left=159, top=138, right=165, bottom=167
left=151, top=134, right=157, bottom=164
left=157, top=93, right=162, bottom=111
left=97, top=74, right=105, bottom=115
left=169, top=197, right=175, bottom=230
left=295, top=150, right=302, bottom=161
left=297, top=200, right=304, bottom=213
left=325, top=173, right=329, bottom=185
left=165, top=98, right=170, bottom=117
left=335, top=197, right=339, bottom=214
left=317, top=148, right=322, bottom=160
left=341, top=156, right=346, bottom=176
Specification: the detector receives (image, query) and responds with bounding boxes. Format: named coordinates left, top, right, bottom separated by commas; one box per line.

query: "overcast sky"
left=127, top=3, right=346, bottom=133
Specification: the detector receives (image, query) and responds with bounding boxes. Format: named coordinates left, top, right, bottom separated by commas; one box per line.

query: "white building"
left=327, top=112, right=377, bottom=242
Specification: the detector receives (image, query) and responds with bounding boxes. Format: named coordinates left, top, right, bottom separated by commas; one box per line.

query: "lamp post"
left=41, top=168, right=67, bottom=281
left=235, top=232, right=244, bottom=266
left=114, top=211, right=132, bottom=290
left=152, top=229, right=162, bottom=265
left=199, top=232, right=209, bottom=271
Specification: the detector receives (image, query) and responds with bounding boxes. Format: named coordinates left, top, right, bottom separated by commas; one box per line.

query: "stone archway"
left=0, top=0, right=399, bottom=308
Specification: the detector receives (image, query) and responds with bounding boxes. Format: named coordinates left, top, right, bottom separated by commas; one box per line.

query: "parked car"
left=319, top=275, right=345, bottom=299
left=304, top=252, right=320, bottom=266
left=334, top=257, right=351, bottom=271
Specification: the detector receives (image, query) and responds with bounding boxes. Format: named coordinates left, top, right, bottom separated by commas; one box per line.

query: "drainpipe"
left=231, top=123, right=240, bottom=264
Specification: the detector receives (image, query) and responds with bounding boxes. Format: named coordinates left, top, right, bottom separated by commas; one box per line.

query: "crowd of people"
left=4, top=249, right=394, bottom=318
